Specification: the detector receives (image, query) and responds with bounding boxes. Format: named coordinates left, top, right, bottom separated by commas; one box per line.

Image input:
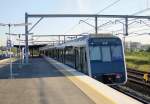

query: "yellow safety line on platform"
left=0, top=58, right=17, bottom=64
left=45, top=57, right=142, bottom=104
left=47, top=59, right=115, bottom=104
left=65, top=73, right=116, bottom=104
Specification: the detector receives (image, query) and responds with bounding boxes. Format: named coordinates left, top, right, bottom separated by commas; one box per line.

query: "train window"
left=111, top=46, right=123, bottom=60
left=102, top=46, right=111, bottom=62
left=89, top=46, right=101, bottom=61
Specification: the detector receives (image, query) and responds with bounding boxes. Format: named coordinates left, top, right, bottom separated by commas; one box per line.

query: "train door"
left=80, top=47, right=88, bottom=74
left=75, top=47, right=81, bottom=71
left=63, top=49, right=66, bottom=64
left=83, top=48, right=88, bottom=74
left=79, top=47, right=88, bottom=74
left=60, top=50, right=63, bottom=62
left=74, top=47, right=88, bottom=74
left=79, top=47, right=83, bottom=73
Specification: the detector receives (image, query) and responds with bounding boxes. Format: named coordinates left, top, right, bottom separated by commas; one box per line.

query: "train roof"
left=40, top=34, right=120, bottom=50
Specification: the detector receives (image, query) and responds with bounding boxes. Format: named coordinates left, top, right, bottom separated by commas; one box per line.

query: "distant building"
left=141, top=44, right=150, bottom=51
left=125, top=41, right=150, bottom=52
left=125, top=42, right=142, bottom=51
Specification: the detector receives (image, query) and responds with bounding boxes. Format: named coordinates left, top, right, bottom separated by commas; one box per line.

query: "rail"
left=127, top=68, right=150, bottom=87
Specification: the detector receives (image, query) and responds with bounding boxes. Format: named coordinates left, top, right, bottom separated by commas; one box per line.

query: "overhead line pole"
left=125, top=17, right=128, bottom=36
left=95, top=16, right=98, bottom=35
left=25, top=13, right=150, bottom=63
left=32, top=34, right=86, bottom=37
left=28, top=17, right=43, bottom=32
left=8, top=24, right=13, bottom=79
left=25, top=13, right=29, bottom=64
left=27, top=14, right=150, bottom=19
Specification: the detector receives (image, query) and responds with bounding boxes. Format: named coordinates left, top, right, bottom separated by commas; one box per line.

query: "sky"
left=0, top=0, right=150, bottom=45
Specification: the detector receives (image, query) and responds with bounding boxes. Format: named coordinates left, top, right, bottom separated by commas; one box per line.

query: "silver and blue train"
left=40, top=34, right=127, bottom=84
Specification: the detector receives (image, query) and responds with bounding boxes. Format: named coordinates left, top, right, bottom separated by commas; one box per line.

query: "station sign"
left=7, top=40, right=12, bottom=48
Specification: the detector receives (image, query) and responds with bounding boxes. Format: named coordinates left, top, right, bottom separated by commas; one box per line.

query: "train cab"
left=88, top=36, right=127, bottom=84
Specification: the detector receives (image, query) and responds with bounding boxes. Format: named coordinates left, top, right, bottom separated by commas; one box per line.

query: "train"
left=40, top=34, right=127, bottom=84
left=0, top=54, right=9, bottom=60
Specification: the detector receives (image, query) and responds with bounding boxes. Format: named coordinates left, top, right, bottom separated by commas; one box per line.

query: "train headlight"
left=116, top=74, right=121, bottom=79
left=108, top=77, right=112, bottom=80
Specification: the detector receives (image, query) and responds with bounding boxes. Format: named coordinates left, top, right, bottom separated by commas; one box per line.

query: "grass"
left=0, top=50, right=2, bottom=54
left=125, top=51, right=150, bottom=72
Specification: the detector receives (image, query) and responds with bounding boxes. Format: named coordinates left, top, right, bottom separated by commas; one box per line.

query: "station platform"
left=0, top=58, right=94, bottom=104
left=0, top=57, right=143, bottom=104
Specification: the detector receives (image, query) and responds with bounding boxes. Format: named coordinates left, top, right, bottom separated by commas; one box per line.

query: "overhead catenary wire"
left=84, top=0, right=121, bottom=22
left=97, top=0, right=121, bottom=14
left=62, top=23, right=80, bottom=35
left=110, top=20, right=150, bottom=33
left=97, top=7, right=150, bottom=34
left=96, top=8, right=150, bottom=34
left=63, top=0, right=150, bottom=36
left=63, top=0, right=121, bottom=35
left=80, top=18, right=150, bottom=36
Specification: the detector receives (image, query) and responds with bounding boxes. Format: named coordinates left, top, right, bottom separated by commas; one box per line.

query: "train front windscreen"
left=89, top=45, right=123, bottom=62
left=88, top=38, right=126, bottom=84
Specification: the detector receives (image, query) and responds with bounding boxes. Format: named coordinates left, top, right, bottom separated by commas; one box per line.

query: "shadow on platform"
left=0, top=58, right=82, bottom=79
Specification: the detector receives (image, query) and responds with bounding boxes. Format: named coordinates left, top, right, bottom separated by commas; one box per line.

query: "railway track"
left=127, top=68, right=150, bottom=87
left=111, top=69, right=150, bottom=104
left=112, top=85, right=150, bottom=104
left=111, top=69, right=150, bottom=103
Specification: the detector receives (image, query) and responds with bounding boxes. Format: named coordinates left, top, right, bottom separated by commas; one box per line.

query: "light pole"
left=6, top=33, right=33, bottom=65
left=0, top=23, right=31, bottom=79
left=0, top=23, right=13, bottom=79
left=8, top=24, right=12, bottom=79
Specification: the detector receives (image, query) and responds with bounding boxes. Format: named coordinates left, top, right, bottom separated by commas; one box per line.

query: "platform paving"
left=0, top=58, right=95, bottom=104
